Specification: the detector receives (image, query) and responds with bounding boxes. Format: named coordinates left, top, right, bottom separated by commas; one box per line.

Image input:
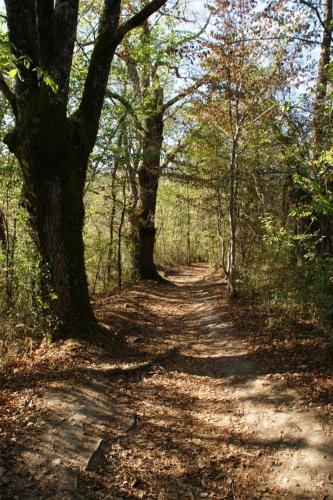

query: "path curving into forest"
left=1, top=264, right=333, bottom=499
left=159, top=265, right=333, bottom=498
left=125, top=263, right=333, bottom=499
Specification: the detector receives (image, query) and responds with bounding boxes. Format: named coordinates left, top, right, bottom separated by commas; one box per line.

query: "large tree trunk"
left=135, top=112, right=163, bottom=280
left=310, top=0, right=333, bottom=255
left=7, top=117, right=100, bottom=341
left=2, top=0, right=167, bottom=341
left=319, top=0, right=333, bottom=256
left=313, top=0, right=332, bottom=157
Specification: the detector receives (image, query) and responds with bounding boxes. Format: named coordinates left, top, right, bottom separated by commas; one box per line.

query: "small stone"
left=52, top=458, right=61, bottom=466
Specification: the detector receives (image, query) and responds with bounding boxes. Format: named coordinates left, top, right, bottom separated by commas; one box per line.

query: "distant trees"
left=108, top=16, right=206, bottom=280
left=0, top=0, right=332, bottom=357
left=0, top=0, right=167, bottom=341
left=197, top=0, right=292, bottom=295
left=267, top=0, right=333, bottom=257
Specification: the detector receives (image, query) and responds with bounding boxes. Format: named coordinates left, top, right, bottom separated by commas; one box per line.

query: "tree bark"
left=228, top=136, right=238, bottom=297
left=0, top=209, right=14, bottom=305
left=135, top=111, right=164, bottom=280
left=105, top=161, right=119, bottom=291
left=313, top=0, right=333, bottom=156
left=186, top=183, right=191, bottom=265
left=216, top=190, right=228, bottom=276
left=117, top=174, right=127, bottom=290
left=6, top=117, right=100, bottom=341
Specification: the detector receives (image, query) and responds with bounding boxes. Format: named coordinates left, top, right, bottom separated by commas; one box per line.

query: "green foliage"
left=0, top=0, right=332, bottom=360
left=240, top=214, right=333, bottom=334
left=35, top=67, right=59, bottom=93
left=155, top=180, right=218, bottom=266
left=0, top=27, right=58, bottom=93
left=0, top=27, right=14, bottom=73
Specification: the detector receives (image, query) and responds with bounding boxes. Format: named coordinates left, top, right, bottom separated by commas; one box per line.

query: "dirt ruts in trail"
left=0, top=264, right=332, bottom=499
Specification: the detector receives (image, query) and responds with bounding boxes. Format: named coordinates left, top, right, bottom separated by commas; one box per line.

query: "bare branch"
left=225, top=35, right=322, bottom=45
left=298, top=0, right=325, bottom=29
left=173, top=12, right=211, bottom=47
left=163, top=77, right=206, bottom=111
left=160, top=139, right=185, bottom=170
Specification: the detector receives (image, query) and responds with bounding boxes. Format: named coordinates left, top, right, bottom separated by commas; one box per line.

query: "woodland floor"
left=0, top=264, right=333, bottom=499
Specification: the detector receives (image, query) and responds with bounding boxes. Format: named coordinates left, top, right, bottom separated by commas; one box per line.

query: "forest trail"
left=1, top=264, right=333, bottom=499
left=136, top=264, right=333, bottom=499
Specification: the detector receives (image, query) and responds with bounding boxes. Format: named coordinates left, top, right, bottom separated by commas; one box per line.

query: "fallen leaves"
left=0, top=265, right=332, bottom=499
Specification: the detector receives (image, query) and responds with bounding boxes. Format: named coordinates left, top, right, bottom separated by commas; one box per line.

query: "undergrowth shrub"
left=239, top=215, right=333, bottom=335
left=0, top=223, right=54, bottom=367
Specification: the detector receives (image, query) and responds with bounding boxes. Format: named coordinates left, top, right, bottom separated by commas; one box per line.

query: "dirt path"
left=167, top=265, right=333, bottom=498
left=1, top=264, right=333, bottom=499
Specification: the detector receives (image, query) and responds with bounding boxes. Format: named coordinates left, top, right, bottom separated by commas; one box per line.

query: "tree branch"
left=4, top=0, right=39, bottom=98
left=4, top=0, right=37, bottom=60
left=77, top=0, right=167, bottom=147
left=116, top=0, right=168, bottom=41
left=127, top=58, right=142, bottom=99
left=106, top=91, right=146, bottom=135
left=76, top=0, right=122, bottom=139
left=298, top=0, right=325, bottom=29
left=225, top=35, right=322, bottom=45
left=174, top=13, right=211, bottom=48
left=163, top=77, right=206, bottom=111
left=54, top=0, right=79, bottom=105
left=160, top=140, right=185, bottom=170
left=36, top=0, right=55, bottom=68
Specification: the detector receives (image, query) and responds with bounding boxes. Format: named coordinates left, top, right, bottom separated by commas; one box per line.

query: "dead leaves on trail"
left=228, top=296, right=333, bottom=417
left=0, top=264, right=332, bottom=499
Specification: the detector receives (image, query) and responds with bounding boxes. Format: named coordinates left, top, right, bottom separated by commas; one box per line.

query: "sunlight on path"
left=169, top=264, right=333, bottom=499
